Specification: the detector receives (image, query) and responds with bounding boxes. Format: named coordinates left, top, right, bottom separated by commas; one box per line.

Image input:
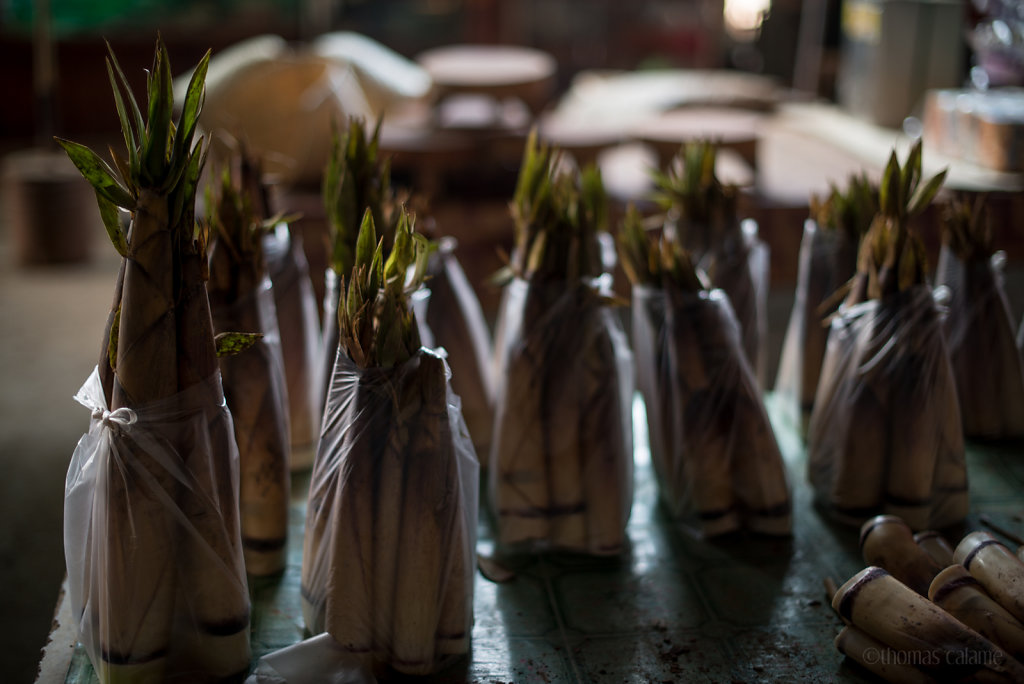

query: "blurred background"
left=2, top=1, right=1023, bottom=682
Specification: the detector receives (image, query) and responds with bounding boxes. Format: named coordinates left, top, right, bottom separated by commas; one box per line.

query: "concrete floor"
left=0, top=212, right=119, bottom=683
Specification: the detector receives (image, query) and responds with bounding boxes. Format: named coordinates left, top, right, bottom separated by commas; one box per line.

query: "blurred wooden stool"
left=416, top=44, right=557, bottom=123
left=631, top=106, right=765, bottom=173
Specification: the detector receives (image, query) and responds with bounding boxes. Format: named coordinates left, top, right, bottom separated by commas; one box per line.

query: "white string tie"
left=91, top=406, right=138, bottom=431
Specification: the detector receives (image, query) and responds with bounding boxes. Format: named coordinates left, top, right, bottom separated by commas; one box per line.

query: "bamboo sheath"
left=424, top=240, right=495, bottom=460
left=930, top=565, right=1024, bottom=662
left=936, top=248, right=1024, bottom=439
left=956, top=532, right=1024, bottom=625
left=859, top=516, right=943, bottom=595
left=660, top=287, right=790, bottom=536
left=777, top=220, right=859, bottom=437
left=265, top=227, right=322, bottom=469
left=914, top=531, right=956, bottom=567
left=834, top=625, right=937, bottom=684
left=833, top=567, right=1024, bottom=682
left=305, top=350, right=474, bottom=674
left=705, top=237, right=763, bottom=387
left=209, top=268, right=291, bottom=577
left=99, top=190, right=179, bottom=679
left=173, top=250, right=251, bottom=680
left=491, top=280, right=632, bottom=554
left=807, top=287, right=967, bottom=530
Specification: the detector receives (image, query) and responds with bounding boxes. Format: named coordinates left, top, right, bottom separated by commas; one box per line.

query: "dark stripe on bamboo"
left=837, top=567, right=887, bottom=622
left=963, top=538, right=1002, bottom=569
left=243, top=535, right=287, bottom=552
left=931, top=574, right=983, bottom=605
left=201, top=610, right=251, bottom=636
left=101, top=646, right=168, bottom=666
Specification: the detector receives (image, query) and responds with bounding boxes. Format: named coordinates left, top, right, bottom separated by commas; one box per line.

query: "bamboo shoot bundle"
left=421, top=236, right=495, bottom=464
left=808, top=143, right=967, bottom=531
left=301, top=210, right=478, bottom=676
left=264, top=216, right=322, bottom=470
left=207, top=157, right=292, bottom=577
left=619, top=211, right=790, bottom=537
left=935, top=194, right=1024, bottom=439
left=60, top=39, right=252, bottom=682
left=319, top=118, right=398, bottom=414
left=490, top=133, right=633, bottom=555
left=652, top=141, right=768, bottom=384
left=775, top=175, right=875, bottom=436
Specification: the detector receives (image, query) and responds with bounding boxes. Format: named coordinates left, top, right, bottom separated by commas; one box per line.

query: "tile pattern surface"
left=58, top=397, right=1024, bottom=683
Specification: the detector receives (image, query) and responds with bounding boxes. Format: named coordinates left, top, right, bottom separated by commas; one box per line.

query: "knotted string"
left=90, top=406, right=137, bottom=431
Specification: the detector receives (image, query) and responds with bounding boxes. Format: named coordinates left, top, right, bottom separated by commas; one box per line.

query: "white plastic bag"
left=65, top=367, right=251, bottom=683
left=807, top=285, right=968, bottom=530
left=245, top=634, right=376, bottom=684
left=490, top=276, right=634, bottom=555
left=301, top=348, right=478, bottom=677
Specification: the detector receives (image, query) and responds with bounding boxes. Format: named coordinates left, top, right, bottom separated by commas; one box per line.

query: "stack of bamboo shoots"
left=207, top=153, right=292, bottom=577
left=421, top=235, right=496, bottom=464
left=935, top=193, right=1024, bottom=439
left=319, top=117, right=399, bottom=414
left=775, top=174, right=876, bottom=437
left=652, top=141, right=769, bottom=385
left=807, top=142, right=967, bottom=531
left=490, top=132, right=634, bottom=555
left=830, top=516, right=1024, bottom=682
left=60, top=40, right=252, bottom=682
left=619, top=207, right=791, bottom=537
left=261, top=179, right=323, bottom=470
left=301, top=210, right=478, bottom=676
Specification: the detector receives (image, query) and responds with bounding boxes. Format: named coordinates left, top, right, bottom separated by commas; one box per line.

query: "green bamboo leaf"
left=106, top=42, right=145, bottom=152
left=173, top=49, right=210, bottom=165
left=369, top=239, right=384, bottom=295
left=215, top=331, right=263, bottom=357
left=144, top=37, right=174, bottom=182
left=354, top=207, right=377, bottom=268
left=55, top=138, right=135, bottom=208
left=908, top=169, right=947, bottom=217
left=901, top=140, right=922, bottom=208
left=108, top=146, right=134, bottom=196
left=410, top=233, right=432, bottom=288
left=106, top=58, right=139, bottom=175
left=95, top=190, right=128, bottom=256
left=879, top=150, right=900, bottom=217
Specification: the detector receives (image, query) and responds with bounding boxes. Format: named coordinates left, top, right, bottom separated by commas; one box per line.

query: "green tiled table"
left=54, top=397, right=1024, bottom=683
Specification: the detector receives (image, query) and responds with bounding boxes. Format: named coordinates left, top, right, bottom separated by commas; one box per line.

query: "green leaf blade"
left=55, top=138, right=136, bottom=208
left=215, top=331, right=263, bottom=357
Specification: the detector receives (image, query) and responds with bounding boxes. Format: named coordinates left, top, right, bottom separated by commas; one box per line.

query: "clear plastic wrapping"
left=65, top=367, right=251, bottom=683
left=633, top=285, right=791, bottom=538
left=935, top=246, right=1024, bottom=439
left=264, top=225, right=323, bottom=468
left=775, top=219, right=858, bottom=436
left=489, top=277, right=634, bottom=555
left=421, top=237, right=495, bottom=460
left=211, top=274, right=292, bottom=577
left=301, top=347, right=479, bottom=677
left=807, top=285, right=968, bottom=530
left=690, top=219, right=769, bottom=387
